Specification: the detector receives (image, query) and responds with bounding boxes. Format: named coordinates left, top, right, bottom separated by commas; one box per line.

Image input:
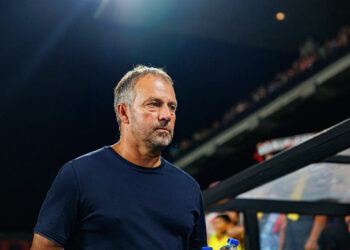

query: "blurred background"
left=1, top=0, right=350, bottom=249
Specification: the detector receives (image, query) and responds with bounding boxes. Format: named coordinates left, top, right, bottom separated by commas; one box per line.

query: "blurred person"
left=209, top=214, right=242, bottom=250
left=299, top=39, right=317, bottom=57
left=317, top=216, right=350, bottom=250
left=279, top=214, right=350, bottom=250
left=304, top=215, right=327, bottom=250
left=31, top=65, right=207, bottom=250
left=206, top=212, right=219, bottom=240
left=337, top=29, right=348, bottom=47
left=318, top=47, right=327, bottom=59
left=278, top=214, right=314, bottom=250
left=224, top=211, right=238, bottom=224
left=260, top=213, right=282, bottom=250
left=346, top=216, right=350, bottom=234
left=224, top=211, right=245, bottom=250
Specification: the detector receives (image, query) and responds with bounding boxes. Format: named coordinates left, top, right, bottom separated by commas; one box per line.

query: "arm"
left=227, top=225, right=244, bottom=238
left=278, top=215, right=287, bottom=250
left=31, top=234, right=63, bottom=250
left=33, top=163, right=79, bottom=248
left=304, top=215, right=327, bottom=250
left=189, top=189, right=208, bottom=249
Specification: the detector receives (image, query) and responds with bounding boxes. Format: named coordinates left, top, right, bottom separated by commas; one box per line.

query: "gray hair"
left=113, top=65, right=174, bottom=133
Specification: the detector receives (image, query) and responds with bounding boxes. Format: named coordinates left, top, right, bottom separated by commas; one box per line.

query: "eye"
left=169, top=105, right=177, bottom=111
left=149, top=102, right=160, bottom=107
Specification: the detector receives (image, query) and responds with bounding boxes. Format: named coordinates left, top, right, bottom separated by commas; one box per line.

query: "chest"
left=79, top=170, right=198, bottom=235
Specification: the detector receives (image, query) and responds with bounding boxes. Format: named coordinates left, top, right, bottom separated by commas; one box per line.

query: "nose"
left=158, top=105, right=172, bottom=122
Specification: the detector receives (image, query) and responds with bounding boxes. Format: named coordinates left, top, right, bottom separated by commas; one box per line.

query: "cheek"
left=217, top=222, right=225, bottom=229
left=171, top=115, right=176, bottom=126
left=135, top=111, right=155, bottom=123
left=141, top=113, right=160, bottom=129
left=213, top=224, right=221, bottom=231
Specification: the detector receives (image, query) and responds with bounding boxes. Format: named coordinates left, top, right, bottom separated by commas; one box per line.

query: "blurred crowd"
left=206, top=149, right=350, bottom=250
left=205, top=211, right=350, bottom=250
left=169, top=25, right=350, bottom=158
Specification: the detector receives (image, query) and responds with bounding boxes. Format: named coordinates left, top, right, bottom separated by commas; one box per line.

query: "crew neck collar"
left=106, top=145, right=165, bottom=172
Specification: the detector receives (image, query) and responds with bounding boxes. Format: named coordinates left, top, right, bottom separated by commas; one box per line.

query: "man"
left=31, top=65, right=207, bottom=249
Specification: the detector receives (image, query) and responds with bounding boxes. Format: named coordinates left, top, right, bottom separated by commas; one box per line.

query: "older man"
left=31, top=65, right=207, bottom=249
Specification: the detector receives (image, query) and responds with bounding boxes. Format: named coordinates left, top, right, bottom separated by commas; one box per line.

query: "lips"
left=156, top=128, right=170, bottom=132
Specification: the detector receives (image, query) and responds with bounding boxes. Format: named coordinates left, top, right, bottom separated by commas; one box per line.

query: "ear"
left=117, top=103, right=130, bottom=125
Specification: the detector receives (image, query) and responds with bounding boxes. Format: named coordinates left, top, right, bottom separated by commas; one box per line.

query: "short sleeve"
left=189, top=188, right=208, bottom=249
left=34, top=162, right=79, bottom=247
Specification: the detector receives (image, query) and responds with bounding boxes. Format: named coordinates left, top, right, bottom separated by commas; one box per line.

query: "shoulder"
left=66, top=145, right=109, bottom=168
left=59, top=146, right=110, bottom=177
left=163, top=158, right=201, bottom=190
left=73, top=145, right=108, bottom=162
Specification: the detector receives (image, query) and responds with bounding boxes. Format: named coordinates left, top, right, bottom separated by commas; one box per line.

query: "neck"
left=112, top=136, right=162, bottom=168
left=216, top=231, right=227, bottom=240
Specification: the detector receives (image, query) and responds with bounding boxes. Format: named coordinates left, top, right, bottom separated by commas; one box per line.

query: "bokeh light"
left=276, top=12, right=285, bottom=21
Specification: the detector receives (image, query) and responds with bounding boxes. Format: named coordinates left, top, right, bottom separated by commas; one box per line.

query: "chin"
left=147, top=132, right=173, bottom=148
left=151, top=138, right=172, bottom=148
left=154, top=141, right=171, bottom=148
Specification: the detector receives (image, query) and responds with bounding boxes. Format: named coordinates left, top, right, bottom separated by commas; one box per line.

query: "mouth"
left=156, top=128, right=170, bottom=132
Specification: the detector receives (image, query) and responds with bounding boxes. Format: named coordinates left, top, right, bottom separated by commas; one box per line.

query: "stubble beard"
left=147, top=129, right=173, bottom=148
left=130, top=115, right=174, bottom=150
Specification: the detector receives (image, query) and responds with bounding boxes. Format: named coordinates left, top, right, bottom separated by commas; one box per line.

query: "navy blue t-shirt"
left=34, top=145, right=207, bottom=249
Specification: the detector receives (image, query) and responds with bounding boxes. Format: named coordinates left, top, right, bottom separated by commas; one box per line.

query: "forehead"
left=214, top=217, right=226, bottom=223
left=133, top=74, right=176, bottom=102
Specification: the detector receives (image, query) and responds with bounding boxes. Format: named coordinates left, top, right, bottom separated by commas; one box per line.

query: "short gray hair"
left=113, top=65, right=174, bottom=133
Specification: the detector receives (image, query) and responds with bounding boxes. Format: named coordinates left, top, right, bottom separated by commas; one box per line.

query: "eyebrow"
left=144, top=97, right=178, bottom=107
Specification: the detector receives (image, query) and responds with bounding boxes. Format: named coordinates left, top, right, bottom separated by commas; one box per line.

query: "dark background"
left=1, top=0, right=350, bottom=231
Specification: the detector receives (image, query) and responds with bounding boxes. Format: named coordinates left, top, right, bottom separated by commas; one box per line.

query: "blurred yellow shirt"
left=208, top=234, right=242, bottom=250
